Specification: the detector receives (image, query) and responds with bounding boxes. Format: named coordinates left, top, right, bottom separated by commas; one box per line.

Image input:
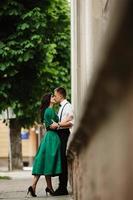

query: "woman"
left=27, top=93, right=61, bottom=197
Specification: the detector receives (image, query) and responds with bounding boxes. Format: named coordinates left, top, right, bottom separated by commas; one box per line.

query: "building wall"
left=21, top=128, right=38, bottom=166
left=69, top=0, right=133, bottom=199
left=0, top=121, right=38, bottom=168
left=0, top=121, right=8, bottom=167
left=22, top=128, right=37, bottom=157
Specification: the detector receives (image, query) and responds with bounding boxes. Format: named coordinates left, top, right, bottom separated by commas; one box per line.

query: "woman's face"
left=50, top=95, right=56, bottom=104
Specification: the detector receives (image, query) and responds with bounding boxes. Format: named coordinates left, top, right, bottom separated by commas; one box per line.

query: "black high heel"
left=45, top=187, right=54, bottom=196
left=27, top=186, right=37, bottom=197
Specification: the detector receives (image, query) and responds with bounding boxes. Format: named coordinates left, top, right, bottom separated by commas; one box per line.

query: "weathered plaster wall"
left=69, top=0, right=133, bottom=199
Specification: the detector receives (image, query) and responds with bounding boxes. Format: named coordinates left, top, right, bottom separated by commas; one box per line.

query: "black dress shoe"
left=53, top=187, right=68, bottom=196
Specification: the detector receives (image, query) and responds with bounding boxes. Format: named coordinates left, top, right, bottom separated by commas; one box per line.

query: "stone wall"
left=69, top=0, right=133, bottom=199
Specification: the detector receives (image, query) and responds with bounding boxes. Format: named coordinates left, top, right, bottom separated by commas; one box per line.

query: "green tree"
left=0, top=0, right=70, bottom=170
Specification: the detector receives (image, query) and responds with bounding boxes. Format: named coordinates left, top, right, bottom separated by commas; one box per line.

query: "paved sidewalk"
left=0, top=169, right=73, bottom=200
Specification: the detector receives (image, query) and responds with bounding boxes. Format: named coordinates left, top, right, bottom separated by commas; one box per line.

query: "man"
left=52, top=87, right=74, bottom=196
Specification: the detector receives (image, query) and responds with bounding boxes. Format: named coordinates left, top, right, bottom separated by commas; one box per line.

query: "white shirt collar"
left=60, top=99, right=67, bottom=107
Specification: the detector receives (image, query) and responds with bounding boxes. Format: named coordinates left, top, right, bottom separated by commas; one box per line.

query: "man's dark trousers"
left=57, top=129, right=70, bottom=190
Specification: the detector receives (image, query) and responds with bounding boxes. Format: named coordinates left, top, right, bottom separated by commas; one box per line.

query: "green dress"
left=32, top=107, right=62, bottom=176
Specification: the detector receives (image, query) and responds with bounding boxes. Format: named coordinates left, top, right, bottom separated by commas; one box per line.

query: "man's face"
left=54, top=91, right=62, bottom=103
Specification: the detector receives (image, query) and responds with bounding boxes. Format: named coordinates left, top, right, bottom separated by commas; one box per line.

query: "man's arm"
left=58, top=121, right=73, bottom=128
left=50, top=116, right=73, bottom=129
left=59, top=113, right=74, bottom=128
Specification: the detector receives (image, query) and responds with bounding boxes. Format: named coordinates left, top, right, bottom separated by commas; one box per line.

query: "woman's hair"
left=40, top=93, right=52, bottom=123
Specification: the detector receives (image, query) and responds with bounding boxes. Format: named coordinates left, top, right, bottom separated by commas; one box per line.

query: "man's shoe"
left=53, top=188, right=68, bottom=196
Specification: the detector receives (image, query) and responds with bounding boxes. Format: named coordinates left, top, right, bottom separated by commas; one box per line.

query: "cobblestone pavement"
left=0, top=170, right=73, bottom=200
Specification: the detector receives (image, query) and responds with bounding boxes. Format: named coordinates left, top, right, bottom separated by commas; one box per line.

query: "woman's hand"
left=50, top=121, right=58, bottom=129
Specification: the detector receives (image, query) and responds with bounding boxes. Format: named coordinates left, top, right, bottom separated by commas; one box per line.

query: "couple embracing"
left=27, top=87, right=74, bottom=197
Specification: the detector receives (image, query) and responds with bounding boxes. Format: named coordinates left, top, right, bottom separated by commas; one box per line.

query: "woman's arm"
left=44, top=109, right=58, bottom=130
left=50, top=120, right=58, bottom=129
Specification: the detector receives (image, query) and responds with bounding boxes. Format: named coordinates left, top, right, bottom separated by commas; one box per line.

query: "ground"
left=0, top=169, right=73, bottom=200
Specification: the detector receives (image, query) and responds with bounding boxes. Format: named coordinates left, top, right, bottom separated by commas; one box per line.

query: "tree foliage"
left=0, top=0, right=70, bottom=126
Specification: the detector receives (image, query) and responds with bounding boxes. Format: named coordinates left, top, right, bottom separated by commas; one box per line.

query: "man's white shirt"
left=58, top=99, right=74, bottom=128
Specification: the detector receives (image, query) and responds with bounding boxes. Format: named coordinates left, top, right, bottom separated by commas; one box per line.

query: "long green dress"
left=32, top=107, right=62, bottom=176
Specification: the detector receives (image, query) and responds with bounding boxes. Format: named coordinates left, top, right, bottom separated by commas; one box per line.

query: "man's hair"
left=55, top=87, right=66, bottom=98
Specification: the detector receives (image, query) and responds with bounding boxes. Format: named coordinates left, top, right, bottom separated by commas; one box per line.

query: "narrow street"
left=0, top=170, right=73, bottom=200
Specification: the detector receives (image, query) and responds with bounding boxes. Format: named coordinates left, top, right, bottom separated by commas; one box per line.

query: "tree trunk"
left=9, top=119, right=23, bottom=170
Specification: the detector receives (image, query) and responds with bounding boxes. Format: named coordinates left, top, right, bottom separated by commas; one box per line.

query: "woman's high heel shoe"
left=45, top=187, right=54, bottom=196
left=27, top=186, right=37, bottom=197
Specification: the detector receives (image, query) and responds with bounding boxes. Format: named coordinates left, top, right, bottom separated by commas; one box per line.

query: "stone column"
left=71, top=0, right=111, bottom=129
left=71, top=0, right=93, bottom=129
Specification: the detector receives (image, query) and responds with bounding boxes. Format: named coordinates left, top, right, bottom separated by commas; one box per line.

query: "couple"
left=27, top=87, right=74, bottom=197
